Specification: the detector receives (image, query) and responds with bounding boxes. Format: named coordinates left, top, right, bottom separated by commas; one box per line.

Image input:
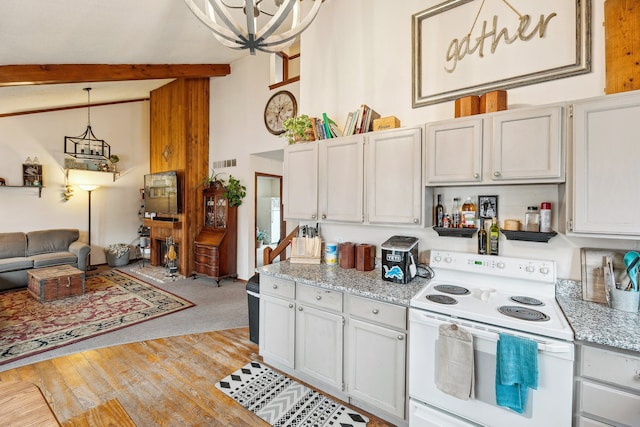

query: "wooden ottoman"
left=27, top=265, right=85, bottom=303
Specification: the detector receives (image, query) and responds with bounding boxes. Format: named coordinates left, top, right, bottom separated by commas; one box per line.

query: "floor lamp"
left=79, top=184, right=100, bottom=271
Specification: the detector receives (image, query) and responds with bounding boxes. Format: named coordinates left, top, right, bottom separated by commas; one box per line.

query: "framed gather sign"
left=412, top=0, right=591, bottom=108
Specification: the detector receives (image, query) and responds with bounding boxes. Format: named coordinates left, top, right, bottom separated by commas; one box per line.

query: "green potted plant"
left=109, top=154, right=120, bottom=172
left=256, top=228, right=267, bottom=247
left=224, top=175, right=247, bottom=207
left=282, top=114, right=314, bottom=144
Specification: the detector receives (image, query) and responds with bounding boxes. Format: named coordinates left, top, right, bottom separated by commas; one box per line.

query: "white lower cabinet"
left=259, top=276, right=408, bottom=425
left=259, top=277, right=296, bottom=368
left=575, top=344, right=640, bottom=426
left=295, top=284, right=344, bottom=391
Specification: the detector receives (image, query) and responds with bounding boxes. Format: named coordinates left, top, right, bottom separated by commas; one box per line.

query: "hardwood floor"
left=0, top=328, right=395, bottom=426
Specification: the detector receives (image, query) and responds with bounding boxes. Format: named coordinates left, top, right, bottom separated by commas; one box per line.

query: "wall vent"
left=213, top=158, right=237, bottom=169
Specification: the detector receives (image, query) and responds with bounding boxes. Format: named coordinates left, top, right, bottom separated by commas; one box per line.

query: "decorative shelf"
left=0, top=185, right=44, bottom=197
left=65, top=168, right=119, bottom=183
left=501, top=230, right=558, bottom=243
left=433, top=227, right=477, bottom=238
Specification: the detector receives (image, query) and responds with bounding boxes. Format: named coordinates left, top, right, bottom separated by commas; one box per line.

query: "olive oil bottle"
left=489, top=217, right=499, bottom=256
left=477, top=219, right=487, bottom=255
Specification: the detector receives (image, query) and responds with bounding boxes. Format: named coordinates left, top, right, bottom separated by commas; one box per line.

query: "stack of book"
left=311, top=113, right=343, bottom=140
left=342, top=104, right=380, bottom=136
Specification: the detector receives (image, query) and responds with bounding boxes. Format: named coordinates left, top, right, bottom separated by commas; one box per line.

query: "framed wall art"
left=412, top=0, right=591, bottom=107
left=478, top=195, right=498, bottom=220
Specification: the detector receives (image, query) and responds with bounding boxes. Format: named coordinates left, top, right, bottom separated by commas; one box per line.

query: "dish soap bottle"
left=461, top=197, right=477, bottom=228
left=489, top=217, right=499, bottom=255
left=477, top=218, right=487, bottom=255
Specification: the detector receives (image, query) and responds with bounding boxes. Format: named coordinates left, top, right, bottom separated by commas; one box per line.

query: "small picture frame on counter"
left=478, top=195, right=498, bottom=219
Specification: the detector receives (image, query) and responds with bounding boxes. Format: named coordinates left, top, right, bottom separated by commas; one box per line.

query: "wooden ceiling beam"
left=0, top=64, right=231, bottom=87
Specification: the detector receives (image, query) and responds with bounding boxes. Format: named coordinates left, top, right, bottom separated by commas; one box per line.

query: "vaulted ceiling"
left=0, top=0, right=253, bottom=115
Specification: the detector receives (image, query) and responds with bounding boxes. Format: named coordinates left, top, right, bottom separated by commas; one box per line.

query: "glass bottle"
left=461, top=196, right=477, bottom=228
left=451, top=198, right=461, bottom=228
left=489, top=217, right=499, bottom=255
left=477, top=218, right=487, bottom=255
left=525, top=206, right=540, bottom=232
left=435, top=194, right=444, bottom=227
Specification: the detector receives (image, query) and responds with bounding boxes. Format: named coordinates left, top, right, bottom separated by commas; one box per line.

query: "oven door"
left=409, top=309, right=574, bottom=427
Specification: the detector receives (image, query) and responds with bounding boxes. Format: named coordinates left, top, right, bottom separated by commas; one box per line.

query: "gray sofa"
left=0, top=229, right=91, bottom=291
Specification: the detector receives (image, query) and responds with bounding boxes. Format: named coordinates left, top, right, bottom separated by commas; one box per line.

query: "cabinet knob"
left=298, top=306, right=303, bottom=311
left=493, top=171, right=501, bottom=177
left=413, top=218, right=419, bottom=224
left=316, top=295, right=322, bottom=300
left=397, top=335, right=404, bottom=341
left=311, top=214, right=317, bottom=220
left=474, top=173, right=480, bottom=179
left=289, top=303, right=294, bottom=308
left=272, top=284, right=278, bottom=289
left=322, top=214, right=327, bottom=219
left=372, top=308, right=379, bottom=315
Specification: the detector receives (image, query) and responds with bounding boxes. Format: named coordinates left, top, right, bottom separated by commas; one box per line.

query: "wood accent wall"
left=149, top=78, right=210, bottom=275
left=605, top=0, right=640, bottom=94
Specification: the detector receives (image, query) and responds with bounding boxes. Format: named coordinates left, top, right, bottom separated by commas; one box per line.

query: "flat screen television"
left=144, top=171, right=180, bottom=214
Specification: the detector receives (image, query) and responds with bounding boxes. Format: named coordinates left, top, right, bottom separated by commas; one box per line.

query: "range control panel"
left=429, top=250, right=556, bottom=283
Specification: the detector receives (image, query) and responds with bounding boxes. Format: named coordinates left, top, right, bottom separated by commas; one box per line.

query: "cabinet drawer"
left=581, top=345, right=640, bottom=392
left=261, top=275, right=295, bottom=300
left=349, top=295, right=406, bottom=330
left=296, top=283, right=342, bottom=312
left=578, top=379, right=640, bottom=425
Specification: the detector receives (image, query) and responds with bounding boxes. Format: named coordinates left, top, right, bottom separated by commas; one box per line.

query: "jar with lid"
left=461, top=197, right=477, bottom=228
left=524, top=206, right=540, bottom=232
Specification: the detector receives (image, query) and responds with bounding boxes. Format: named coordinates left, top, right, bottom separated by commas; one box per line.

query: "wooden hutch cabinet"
left=193, top=183, right=237, bottom=284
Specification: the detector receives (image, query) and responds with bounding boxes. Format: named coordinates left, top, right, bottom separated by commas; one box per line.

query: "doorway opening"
left=255, top=173, right=284, bottom=267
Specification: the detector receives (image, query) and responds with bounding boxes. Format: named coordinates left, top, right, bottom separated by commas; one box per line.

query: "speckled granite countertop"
left=256, top=261, right=428, bottom=306
left=556, top=280, right=640, bottom=353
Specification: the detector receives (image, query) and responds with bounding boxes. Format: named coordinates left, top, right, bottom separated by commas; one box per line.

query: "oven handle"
left=410, top=310, right=573, bottom=354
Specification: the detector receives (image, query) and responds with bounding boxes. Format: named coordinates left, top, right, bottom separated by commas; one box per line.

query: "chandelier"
left=183, top=0, right=323, bottom=54
left=64, top=88, right=110, bottom=159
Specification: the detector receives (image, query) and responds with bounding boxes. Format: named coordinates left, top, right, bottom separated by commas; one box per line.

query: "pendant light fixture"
left=183, top=0, right=323, bottom=55
left=64, top=87, right=110, bottom=159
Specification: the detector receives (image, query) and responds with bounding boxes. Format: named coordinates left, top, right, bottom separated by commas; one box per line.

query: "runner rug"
left=216, top=361, right=369, bottom=427
left=0, top=270, right=194, bottom=366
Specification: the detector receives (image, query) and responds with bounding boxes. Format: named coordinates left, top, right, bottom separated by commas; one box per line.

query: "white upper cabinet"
left=283, top=142, right=318, bottom=221
left=570, top=91, right=640, bottom=236
left=426, top=105, right=565, bottom=185
left=318, top=135, right=365, bottom=223
left=284, top=127, right=425, bottom=227
left=367, top=126, right=423, bottom=226
left=427, top=117, right=483, bottom=183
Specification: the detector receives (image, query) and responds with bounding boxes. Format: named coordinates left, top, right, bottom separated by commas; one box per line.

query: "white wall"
left=0, top=102, right=150, bottom=265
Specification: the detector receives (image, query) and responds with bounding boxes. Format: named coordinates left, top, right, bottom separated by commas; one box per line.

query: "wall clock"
left=264, top=90, right=297, bottom=135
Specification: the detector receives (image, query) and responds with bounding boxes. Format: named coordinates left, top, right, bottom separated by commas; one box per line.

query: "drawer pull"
left=397, top=335, right=404, bottom=341
left=372, top=308, right=379, bottom=315
left=66, top=278, right=71, bottom=288
left=272, top=284, right=278, bottom=289
left=316, top=295, right=322, bottom=300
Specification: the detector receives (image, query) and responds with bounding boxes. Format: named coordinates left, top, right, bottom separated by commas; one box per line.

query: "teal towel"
left=495, top=334, right=538, bottom=413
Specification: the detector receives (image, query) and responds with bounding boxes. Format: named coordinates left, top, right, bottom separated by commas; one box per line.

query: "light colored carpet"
left=0, top=264, right=249, bottom=371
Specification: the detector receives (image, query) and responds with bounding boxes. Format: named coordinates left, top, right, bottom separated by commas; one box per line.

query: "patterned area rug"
left=216, top=361, right=369, bottom=427
left=0, top=270, right=194, bottom=366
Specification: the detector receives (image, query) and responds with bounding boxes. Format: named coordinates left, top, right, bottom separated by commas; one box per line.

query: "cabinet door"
left=491, top=106, right=564, bottom=182
left=283, top=142, right=318, bottom=221
left=318, top=135, right=365, bottom=223
left=259, top=294, right=295, bottom=368
left=367, top=127, right=423, bottom=225
left=295, top=304, right=343, bottom=391
left=572, top=94, right=640, bottom=235
left=426, top=118, right=483, bottom=184
left=348, top=318, right=406, bottom=418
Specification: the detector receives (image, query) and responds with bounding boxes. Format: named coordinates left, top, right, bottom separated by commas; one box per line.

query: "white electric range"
left=409, top=250, right=575, bottom=427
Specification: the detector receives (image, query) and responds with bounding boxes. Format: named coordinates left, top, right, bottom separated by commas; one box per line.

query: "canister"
left=356, top=244, right=375, bottom=271
left=325, top=242, right=338, bottom=265
left=339, top=242, right=355, bottom=268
